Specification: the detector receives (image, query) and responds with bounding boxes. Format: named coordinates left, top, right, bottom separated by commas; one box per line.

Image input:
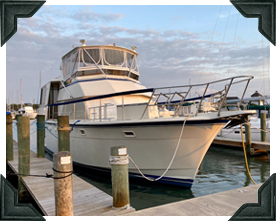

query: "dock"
left=7, top=141, right=135, bottom=216
left=7, top=140, right=263, bottom=217
left=213, top=137, right=270, bottom=151
left=124, top=183, right=261, bottom=216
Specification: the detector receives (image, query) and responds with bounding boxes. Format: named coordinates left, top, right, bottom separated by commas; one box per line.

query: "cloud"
left=171, top=15, right=185, bottom=21
left=72, top=8, right=125, bottom=23
left=6, top=6, right=270, bottom=103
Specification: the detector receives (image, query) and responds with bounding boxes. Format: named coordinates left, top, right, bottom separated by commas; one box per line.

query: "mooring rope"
left=128, top=115, right=191, bottom=182
left=218, top=127, right=237, bottom=138
left=7, top=168, right=73, bottom=180
left=37, top=122, right=46, bottom=130
left=30, top=120, right=37, bottom=126
left=45, top=126, right=58, bottom=139
left=243, top=122, right=270, bottom=134
left=70, top=120, right=81, bottom=133
left=240, top=124, right=256, bottom=185
left=30, top=130, right=37, bottom=135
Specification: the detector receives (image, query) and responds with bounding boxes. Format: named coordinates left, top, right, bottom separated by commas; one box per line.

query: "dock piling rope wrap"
left=128, top=115, right=191, bottom=182
left=109, top=155, right=129, bottom=165
left=7, top=168, right=73, bottom=180
left=36, top=121, right=45, bottom=130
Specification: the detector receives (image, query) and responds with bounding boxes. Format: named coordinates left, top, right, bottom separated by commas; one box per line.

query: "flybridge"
left=61, top=41, right=140, bottom=83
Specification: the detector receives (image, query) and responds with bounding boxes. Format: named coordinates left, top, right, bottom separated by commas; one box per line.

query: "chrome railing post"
left=141, top=89, right=155, bottom=120
left=195, top=84, right=209, bottom=116
left=238, top=79, right=250, bottom=110
left=174, top=86, right=192, bottom=115
left=154, top=93, right=161, bottom=105
left=217, top=78, right=234, bottom=116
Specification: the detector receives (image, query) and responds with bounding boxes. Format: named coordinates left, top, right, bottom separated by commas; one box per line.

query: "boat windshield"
left=62, top=46, right=139, bottom=81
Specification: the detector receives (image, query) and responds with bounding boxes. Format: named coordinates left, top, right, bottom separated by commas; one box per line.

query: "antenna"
left=80, top=39, right=86, bottom=46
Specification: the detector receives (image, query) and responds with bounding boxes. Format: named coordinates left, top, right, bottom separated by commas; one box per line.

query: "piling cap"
left=110, top=146, right=128, bottom=156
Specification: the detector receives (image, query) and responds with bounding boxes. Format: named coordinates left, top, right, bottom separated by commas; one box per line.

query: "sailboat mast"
left=20, top=79, right=23, bottom=108
left=40, top=71, right=41, bottom=102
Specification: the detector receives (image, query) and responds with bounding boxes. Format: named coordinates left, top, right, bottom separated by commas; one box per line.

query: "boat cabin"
left=39, top=42, right=155, bottom=121
left=62, top=41, right=139, bottom=84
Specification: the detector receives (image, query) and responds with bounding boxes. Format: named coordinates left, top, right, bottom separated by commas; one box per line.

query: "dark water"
left=14, top=120, right=270, bottom=211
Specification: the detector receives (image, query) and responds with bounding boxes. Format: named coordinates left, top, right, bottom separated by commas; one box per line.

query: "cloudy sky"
left=5, top=3, right=271, bottom=105
left=1, top=1, right=275, bottom=220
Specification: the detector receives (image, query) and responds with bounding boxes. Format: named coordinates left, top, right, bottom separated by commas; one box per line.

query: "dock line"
left=70, top=120, right=81, bottom=133
left=244, top=122, right=270, bottom=134
left=240, top=124, right=256, bottom=185
left=6, top=168, right=74, bottom=180
left=128, top=115, right=191, bottom=182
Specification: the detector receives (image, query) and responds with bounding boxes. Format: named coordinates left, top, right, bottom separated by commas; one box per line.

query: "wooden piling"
left=260, top=111, right=266, bottom=142
left=110, top=146, right=130, bottom=209
left=6, top=114, right=13, bottom=161
left=16, top=115, right=21, bottom=140
left=53, top=151, right=73, bottom=216
left=58, top=116, right=70, bottom=152
left=36, top=115, right=45, bottom=158
left=17, top=116, right=30, bottom=201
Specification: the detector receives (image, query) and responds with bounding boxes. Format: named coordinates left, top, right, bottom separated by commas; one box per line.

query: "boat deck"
left=213, top=137, right=270, bottom=151
left=7, top=141, right=135, bottom=216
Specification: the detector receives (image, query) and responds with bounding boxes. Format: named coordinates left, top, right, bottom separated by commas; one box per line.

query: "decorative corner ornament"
left=0, top=0, right=46, bottom=47
left=229, top=173, right=275, bottom=220
left=0, top=174, right=45, bottom=220
left=230, top=0, right=276, bottom=46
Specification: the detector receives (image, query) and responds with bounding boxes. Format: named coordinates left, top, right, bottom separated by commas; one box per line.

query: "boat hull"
left=45, top=119, right=227, bottom=187
left=218, top=122, right=270, bottom=142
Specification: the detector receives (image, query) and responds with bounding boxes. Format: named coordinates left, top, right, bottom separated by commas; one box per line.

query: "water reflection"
left=195, top=145, right=269, bottom=195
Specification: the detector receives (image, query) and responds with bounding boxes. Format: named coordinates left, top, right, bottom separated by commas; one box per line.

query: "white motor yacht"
left=38, top=41, right=255, bottom=187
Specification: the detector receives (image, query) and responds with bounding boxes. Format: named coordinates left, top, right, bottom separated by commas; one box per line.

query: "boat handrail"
left=141, top=75, right=253, bottom=119
left=48, top=75, right=253, bottom=121
left=153, top=75, right=254, bottom=91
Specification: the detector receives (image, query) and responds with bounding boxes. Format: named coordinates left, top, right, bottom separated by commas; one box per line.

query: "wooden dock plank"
left=124, top=184, right=260, bottom=216
left=213, top=137, right=270, bottom=151
left=7, top=141, right=135, bottom=216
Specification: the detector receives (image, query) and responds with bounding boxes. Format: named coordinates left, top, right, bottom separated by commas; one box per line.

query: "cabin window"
left=79, top=129, right=86, bottom=136
left=40, top=87, right=46, bottom=105
left=126, top=53, right=135, bottom=68
left=129, top=73, right=139, bottom=80
left=104, top=49, right=124, bottom=66
left=62, top=47, right=140, bottom=82
left=48, top=83, right=59, bottom=119
left=123, top=131, right=136, bottom=138
left=63, top=51, right=79, bottom=80
left=82, top=49, right=101, bottom=65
